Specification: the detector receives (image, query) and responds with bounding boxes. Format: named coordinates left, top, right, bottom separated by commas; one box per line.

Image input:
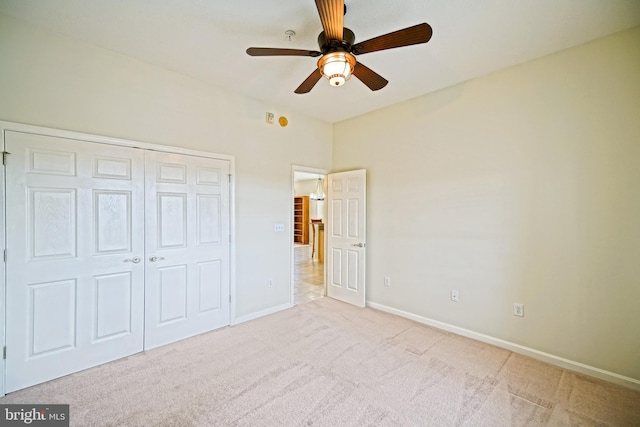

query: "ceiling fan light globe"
left=318, top=52, right=356, bottom=87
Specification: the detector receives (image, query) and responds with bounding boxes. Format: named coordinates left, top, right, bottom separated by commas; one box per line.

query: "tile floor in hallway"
left=294, top=244, right=324, bottom=304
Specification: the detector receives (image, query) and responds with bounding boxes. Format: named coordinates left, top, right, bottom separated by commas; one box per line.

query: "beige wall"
left=333, top=27, right=640, bottom=381
left=0, top=13, right=332, bottom=318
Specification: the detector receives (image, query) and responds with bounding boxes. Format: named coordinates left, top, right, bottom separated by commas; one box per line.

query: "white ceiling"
left=295, top=172, right=324, bottom=182
left=2, top=0, right=639, bottom=123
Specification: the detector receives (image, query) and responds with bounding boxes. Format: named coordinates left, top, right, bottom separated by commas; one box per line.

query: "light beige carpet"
left=2, top=298, right=639, bottom=426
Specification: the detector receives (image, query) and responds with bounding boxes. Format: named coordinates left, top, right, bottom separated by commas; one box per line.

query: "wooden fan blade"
left=352, top=62, right=388, bottom=91
left=351, top=23, right=433, bottom=55
left=246, top=47, right=322, bottom=57
left=295, top=69, right=323, bottom=94
left=315, top=0, right=343, bottom=41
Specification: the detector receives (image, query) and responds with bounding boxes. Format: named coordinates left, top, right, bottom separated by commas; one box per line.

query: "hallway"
left=294, top=244, right=324, bottom=304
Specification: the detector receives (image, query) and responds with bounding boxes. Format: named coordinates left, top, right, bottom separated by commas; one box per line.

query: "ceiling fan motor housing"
left=317, top=28, right=356, bottom=54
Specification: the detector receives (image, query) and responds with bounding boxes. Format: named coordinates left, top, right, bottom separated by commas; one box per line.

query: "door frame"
left=291, top=165, right=329, bottom=305
left=0, top=120, right=236, bottom=396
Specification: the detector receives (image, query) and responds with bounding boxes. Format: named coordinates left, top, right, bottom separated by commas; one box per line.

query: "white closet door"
left=5, top=131, right=145, bottom=392
left=144, top=151, right=230, bottom=349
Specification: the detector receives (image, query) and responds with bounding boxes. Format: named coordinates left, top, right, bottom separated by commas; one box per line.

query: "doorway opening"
left=292, top=167, right=327, bottom=304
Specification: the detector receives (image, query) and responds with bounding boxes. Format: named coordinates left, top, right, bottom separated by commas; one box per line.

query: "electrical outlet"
left=274, top=223, right=285, bottom=232
left=514, top=303, right=524, bottom=317
left=268, top=279, right=273, bottom=288
left=451, top=290, right=459, bottom=302
left=384, top=276, right=391, bottom=287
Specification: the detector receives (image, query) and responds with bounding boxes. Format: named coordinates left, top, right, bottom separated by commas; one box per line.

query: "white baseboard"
left=367, top=301, right=640, bottom=391
left=232, top=303, right=293, bottom=325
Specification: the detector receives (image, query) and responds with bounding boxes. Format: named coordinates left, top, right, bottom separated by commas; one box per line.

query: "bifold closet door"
left=143, top=151, right=230, bottom=350
left=5, top=131, right=145, bottom=392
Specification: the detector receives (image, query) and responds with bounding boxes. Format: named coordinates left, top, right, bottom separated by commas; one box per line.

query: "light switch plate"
left=274, top=223, right=285, bottom=232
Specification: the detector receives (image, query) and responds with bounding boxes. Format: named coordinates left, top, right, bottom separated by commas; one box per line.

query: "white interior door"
left=143, top=151, right=230, bottom=349
left=327, top=169, right=366, bottom=307
left=5, top=131, right=145, bottom=392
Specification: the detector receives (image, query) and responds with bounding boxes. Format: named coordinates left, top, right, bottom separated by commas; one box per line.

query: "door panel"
left=94, top=190, right=132, bottom=254
left=159, top=265, right=188, bottom=324
left=93, top=272, right=134, bottom=341
left=158, top=192, right=187, bottom=248
left=5, top=131, right=145, bottom=392
left=198, top=261, right=222, bottom=312
left=197, top=195, right=221, bottom=244
left=327, top=169, right=367, bottom=307
left=144, top=151, right=230, bottom=349
left=348, top=198, right=360, bottom=238
left=331, top=199, right=343, bottom=236
left=30, top=188, right=77, bottom=258
left=347, top=250, right=359, bottom=291
left=30, top=279, right=76, bottom=356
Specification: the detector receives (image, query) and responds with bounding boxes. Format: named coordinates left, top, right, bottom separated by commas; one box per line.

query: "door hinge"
left=229, top=294, right=231, bottom=303
left=3, top=249, right=6, bottom=263
left=2, top=151, right=10, bottom=165
left=3, top=346, right=6, bottom=360
left=228, top=174, right=232, bottom=183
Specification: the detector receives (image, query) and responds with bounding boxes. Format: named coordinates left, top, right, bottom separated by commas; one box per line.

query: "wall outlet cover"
left=451, top=290, right=459, bottom=302
left=514, top=303, right=524, bottom=317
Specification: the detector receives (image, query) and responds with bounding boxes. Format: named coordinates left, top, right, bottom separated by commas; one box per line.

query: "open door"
left=326, top=169, right=366, bottom=307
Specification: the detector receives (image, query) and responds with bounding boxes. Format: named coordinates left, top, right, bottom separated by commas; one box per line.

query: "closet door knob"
left=149, top=256, right=165, bottom=262
left=124, top=257, right=141, bottom=263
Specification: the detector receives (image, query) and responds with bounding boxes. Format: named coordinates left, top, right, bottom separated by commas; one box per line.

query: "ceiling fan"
left=246, top=0, right=433, bottom=94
